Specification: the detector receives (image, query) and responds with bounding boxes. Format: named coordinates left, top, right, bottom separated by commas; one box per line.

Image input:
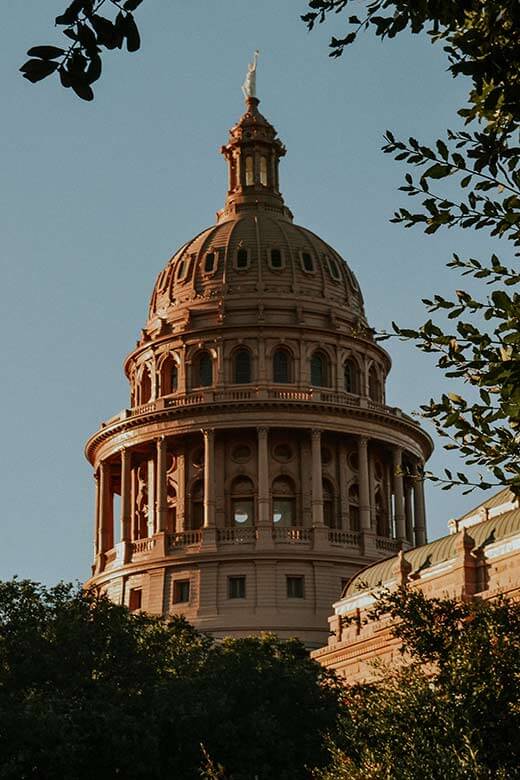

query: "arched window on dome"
left=245, top=156, right=254, bottom=186
left=269, top=248, right=284, bottom=269
left=310, top=350, right=330, bottom=388
left=160, top=355, right=178, bottom=396
left=230, top=476, right=255, bottom=527
left=323, top=479, right=338, bottom=528
left=204, top=252, right=217, bottom=274
left=348, top=483, right=360, bottom=531
left=260, top=156, right=268, bottom=186
left=272, top=476, right=296, bottom=527
left=192, top=351, right=213, bottom=388
left=189, top=480, right=204, bottom=530
left=326, top=255, right=341, bottom=281
left=235, top=248, right=249, bottom=270
left=139, top=365, right=152, bottom=404
left=301, top=252, right=314, bottom=273
left=273, top=348, right=292, bottom=384
left=369, top=366, right=382, bottom=403
left=233, top=348, right=252, bottom=384
left=344, top=359, right=359, bottom=394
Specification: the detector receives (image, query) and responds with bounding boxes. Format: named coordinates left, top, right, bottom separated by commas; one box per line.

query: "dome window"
left=273, top=348, right=291, bottom=384
left=301, top=252, right=314, bottom=273
left=231, top=476, right=255, bottom=527
left=189, top=480, right=204, bottom=529
left=326, top=255, right=341, bottom=280
left=233, top=348, right=252, bottom=384
left=204, top=252, right=217, bottom=274
left=269, top=248, right=283, bottom=269
left=272, top=476, right=296, bottom=527
left=310, top=351, right=330, bottom=388
left=193, top=351, right=213, bottom=388
left=369, top=366, right=382, bottom=403
left=344, top=359, right=359, bottom=394
left=176, top=259, right=186, bottom=280
left=236, top=248, right=249, bottom=270
left=260, top=156, right=268, bottom=186
left=245, top=155, right=254, bottom=186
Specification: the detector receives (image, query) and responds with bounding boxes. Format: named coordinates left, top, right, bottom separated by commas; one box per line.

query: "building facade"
left=85, top=96, right=432, bottom=648
left=313, top=487, right=520, bottom=675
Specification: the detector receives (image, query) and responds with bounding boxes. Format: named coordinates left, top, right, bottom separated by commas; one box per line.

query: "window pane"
left=129, top=588, right=142, bottom=611
left=173, top=580, right=190, bottom=603
left=234, top=349, right=251, bottom=384
left=344, top=361, right=356, bottom=393
left=286, top=576, right=304, bottom=599
left=302, top=252, right=314, bottom=272
left=228, top=576, right=246, bottom=599
left=272, top=498, right=295, bottom=526
left=232, top=499, right=254, bottom=526
left=236, top=249, right=248, bottom=269
left=245, top=156, right=254, bottom=186
left=204, top=252, right=216, bottom=273
left=311, top=353, right=328, bottom=387
left=270, top=248, right=282, bottom=268
left=260, top=157, right=268, bottom=186
left=171, top=364, right=178, bottom=392
left=273, top=349, right=290, bottom=383
left=199, top=353, right=212, bottom=387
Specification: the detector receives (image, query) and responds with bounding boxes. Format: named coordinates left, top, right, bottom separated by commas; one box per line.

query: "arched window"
left=272, top=476, right=296, bottom=527
left=369, top=366, right=382, bottom=402
left=204, top=252, right=216, bottom=273
left=327, top=256, right=341, bottom=280
left=230, top=476, right=255, bottom=527
left=236, top=248, right=249, bottom=269
left=245, top=156, right=254, bottom=186
left=260, top=156, right=268, bottom=186
left=140, top=366, right=152, bottom=404
left=348, top=483, right=360, bottom=532
left=269, top=248, right=283, bottom=269
left=344, top=359, right=358, bottom=394
left=323, top=479, right=337, bottom=528
left=301, top=252, right=314, bottom=272
left=234, top=348, right=252, bottom=384
left=161, top=355, right=178, bottom=396
left=193, top=351, right=213, bottom=388
left=190, top=480, right=204, bottom=529
left=310, top=351, right=330, bottom=387
left=375, top=487, right=389, bottom=536
left=273, top=348, right=291, bottom=384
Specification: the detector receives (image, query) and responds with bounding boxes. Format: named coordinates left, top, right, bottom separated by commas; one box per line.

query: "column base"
left=201, top=527, right=218, bottom=551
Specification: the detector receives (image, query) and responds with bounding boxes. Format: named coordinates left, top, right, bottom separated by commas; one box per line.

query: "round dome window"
left=232, top=444, right=252, bottom=463
left=273, top=443, right=293, bottom=462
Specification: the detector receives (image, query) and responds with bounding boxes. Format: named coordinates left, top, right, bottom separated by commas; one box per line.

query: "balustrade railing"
left=131, top=538, right=156, bottom=554
left=272, top=526, right=311, bottom=543
left=168, top=530, right=202, bottom=550
left=328, top=530, right=361, bottom=547
left=376, top=537, right=402, bottom=553
left=217, top=527, right=257, bottom=544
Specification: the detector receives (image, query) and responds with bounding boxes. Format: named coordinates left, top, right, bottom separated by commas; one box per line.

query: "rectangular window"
left=129, top=588, right=142, bottom=611
left=173, top=579, right=190, bottom=604
left=286, top=576, right=304, bottom=599
left=228, top=576, right=246, bottom=599
left=204, top=252, right=216, bottom=273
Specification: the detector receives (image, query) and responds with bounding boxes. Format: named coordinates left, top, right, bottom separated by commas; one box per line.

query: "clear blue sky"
left=1, top=1, right=500, bottom=584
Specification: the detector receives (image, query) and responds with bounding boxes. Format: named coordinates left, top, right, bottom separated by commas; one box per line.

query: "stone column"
left=156, top=437, right=168, bottom=532
left=257, top=427, right=270, bottom=526
left=368, top=446, right=376, bottom=531
left=203, top=429, right=215, bottom=528
left=147, top=457, right=155, bottom=536
left=99, top=460, right=113, bottom=554
left=311, top=429, right=324, bottom=527
left=338, top=441, right=349, bottom=530
left=358, top=437, right=371, bottom=530
left=93, top=469, right=100, bottom=560
left=120, top=449, right=131, bottom=543
left=393, top=446, right=406, bottom=540
left=414, top=462, right=427, bottom=545
left=177, top=448, right=185, bottom=532
left=404, top=479, right=414, bottom=544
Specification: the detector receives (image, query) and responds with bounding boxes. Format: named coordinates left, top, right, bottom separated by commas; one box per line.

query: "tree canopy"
left=0, top=579, right=341, bottom=779
left=314, top=587, right=520, bottom=780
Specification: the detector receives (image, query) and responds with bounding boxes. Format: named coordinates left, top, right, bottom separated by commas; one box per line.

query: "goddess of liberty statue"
left=241, top=50, right=259, bottom=99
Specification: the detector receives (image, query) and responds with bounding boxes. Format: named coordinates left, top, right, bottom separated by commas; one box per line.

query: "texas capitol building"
left=84, top=90, right=432, bottom=649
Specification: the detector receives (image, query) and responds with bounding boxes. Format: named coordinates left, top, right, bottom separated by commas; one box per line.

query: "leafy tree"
left=313, top=588, right=520, bottom=780
left=0, top=579, right=341, bottom=779
left=302, top=1, right=520, bottom=495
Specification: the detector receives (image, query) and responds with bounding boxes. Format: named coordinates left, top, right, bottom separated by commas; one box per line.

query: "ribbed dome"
left=145, top=97, right=367, bottom=338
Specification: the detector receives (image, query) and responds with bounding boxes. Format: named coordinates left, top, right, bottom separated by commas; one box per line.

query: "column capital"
left=358, top=435, right=369, bottom=448
left=257, top=426, right=269, bottom=437
left=311, top=428, right=322, bottom=441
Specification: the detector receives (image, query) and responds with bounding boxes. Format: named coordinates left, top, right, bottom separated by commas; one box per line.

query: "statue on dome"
left=241, top=50, right=259, bottom=99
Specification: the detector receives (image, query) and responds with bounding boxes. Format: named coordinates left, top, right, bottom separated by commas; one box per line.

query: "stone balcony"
left=100, top=526, right=404, bottom=574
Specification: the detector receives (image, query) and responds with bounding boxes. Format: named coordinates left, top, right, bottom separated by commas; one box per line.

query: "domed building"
left=85, top=93, right=432, bottom=648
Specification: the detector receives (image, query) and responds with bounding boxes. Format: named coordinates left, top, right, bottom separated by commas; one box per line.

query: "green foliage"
left=21, top=0, right=144, bottom=100
left=304, top=0, right=520, bottom=495
left=314, top=589, right=520, bottom=780
left=0, top=579, right=341, bottom=779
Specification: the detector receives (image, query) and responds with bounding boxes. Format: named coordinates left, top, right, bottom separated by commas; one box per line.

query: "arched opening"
left=273, top=348, right=291, bottom=384
left=236, top=248, right=249, bottom=269
left=323, top=479, right=337, bottom=528
left=230, top=476, right=255, bottom=527
left=193, top=351, right=213, bottom=388
left=245, top=156, right=254, bottom=186
left=161, top=355, right=178, bottom=396
left=348, top=483, right=360, bottom=531
left=272, top=476, right=296, bottom=527
left=344, top=359, right=359, bottom=394
left=260, top=156, right=268, bottom=186
left=189, top=480, right=204, bottom=529
left=233, top=348, right=252, bottom=384
left=369, top=366, right=382, bottom=402
left=375, top=487, right=389, bottom=536
left=166, top=485, right=177, bottom=533
left=310, top=351, right=330, bottom=387
left=140, top=366, right=152, bottom=404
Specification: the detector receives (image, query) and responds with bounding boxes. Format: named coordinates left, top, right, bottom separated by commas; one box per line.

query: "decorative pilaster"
left=257, top=427, right=270, bottom=526
left=120, top=448, right=131, bottom=543
left=156, top=437, right=168, bottom=532
left=93, top=469, right=100, bottom=565
left=147, top=457, right=155, bottom=536
left=358, top=437, right=371, bottom=531
left=99, top=460, right=113, bottom=555
left=393, top=447, right=406, bottom=540
left=203, top=429, right=215, bottom=528
left=311, top=429, right=324, bottom=527
left=177, top=448, right=185, bottom=532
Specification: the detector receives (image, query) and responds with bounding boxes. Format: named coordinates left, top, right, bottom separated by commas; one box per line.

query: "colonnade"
left=93, top=429, right=427, bottom=563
